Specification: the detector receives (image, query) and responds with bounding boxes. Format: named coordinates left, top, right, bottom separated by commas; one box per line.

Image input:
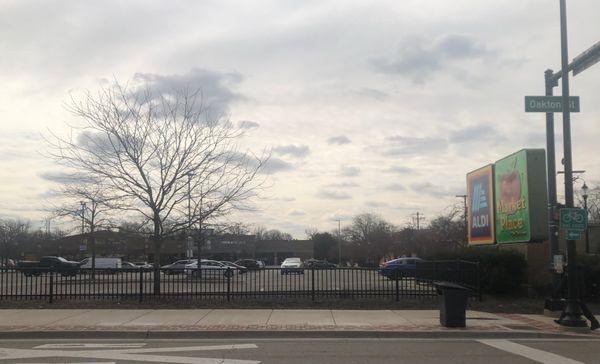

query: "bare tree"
left=52, top=177, right=116, bottom=278
left=0, top=219, right=29, bottom=265
left=48, top=83, right=268, bottom=293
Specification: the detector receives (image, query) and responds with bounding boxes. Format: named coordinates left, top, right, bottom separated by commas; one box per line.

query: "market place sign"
left=494, top=149, right=548, bottom=244
left=466, top=149, right=549, bottom=245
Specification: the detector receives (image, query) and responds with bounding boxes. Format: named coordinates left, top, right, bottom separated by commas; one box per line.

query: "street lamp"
left=186, top=172, right=194, bottom=260
left=455, top=194, right=468, bottom=246
left=582, top=182, right=589, bottom=254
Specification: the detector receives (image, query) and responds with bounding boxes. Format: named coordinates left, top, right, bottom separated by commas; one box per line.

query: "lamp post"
left=582, top=182, right=589, bottom=254
left=186, top=172, right=194, bottom=260
left=336, top=219, right=342, bottom=266
left=455, top=194, right=468, bottom=246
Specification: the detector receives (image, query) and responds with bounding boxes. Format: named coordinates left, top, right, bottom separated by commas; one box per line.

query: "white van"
left=80, top=257, right=122, bottom=270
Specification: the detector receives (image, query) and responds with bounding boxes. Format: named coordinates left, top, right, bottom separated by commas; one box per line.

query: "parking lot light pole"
left=455, top=194, right=468, bottom=246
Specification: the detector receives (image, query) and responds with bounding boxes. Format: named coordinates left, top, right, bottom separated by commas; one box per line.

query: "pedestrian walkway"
left=0, top=309, right=598, bottom=335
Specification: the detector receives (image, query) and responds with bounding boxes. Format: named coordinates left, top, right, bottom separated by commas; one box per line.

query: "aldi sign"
left=467, top=165, right=495, bottom=245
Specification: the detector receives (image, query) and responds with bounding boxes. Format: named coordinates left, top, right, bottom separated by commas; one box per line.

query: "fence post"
left=48, top=270, right=54, bottom=304
left=395, top=270, right=399, bottom=302
left=311, top=269, right=315, bottom=302
left=226, top=268, right=231, bottom=302
left=139, top=268, right=144, bottom=303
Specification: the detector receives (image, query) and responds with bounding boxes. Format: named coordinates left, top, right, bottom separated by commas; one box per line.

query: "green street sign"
left=567, top=230, right=582, bottom=240
left=525, top=96, right=580, bottom=113
left=559, top=208, right=587, bottom=231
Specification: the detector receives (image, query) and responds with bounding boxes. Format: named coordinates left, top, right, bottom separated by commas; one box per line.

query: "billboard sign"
left=467, top=165, right=495, bottom=245
left=494, top=149, right=548, bottom=244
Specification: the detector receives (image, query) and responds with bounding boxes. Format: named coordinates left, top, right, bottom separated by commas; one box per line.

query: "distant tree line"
left=307, top=208, right=466, bottom=267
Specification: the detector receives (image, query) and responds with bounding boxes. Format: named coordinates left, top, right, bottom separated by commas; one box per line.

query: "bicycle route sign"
left=559, top=208, right=587, bottom=240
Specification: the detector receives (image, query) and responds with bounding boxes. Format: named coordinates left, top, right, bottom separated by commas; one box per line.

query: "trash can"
left=434, top=281, right=471, bottom=328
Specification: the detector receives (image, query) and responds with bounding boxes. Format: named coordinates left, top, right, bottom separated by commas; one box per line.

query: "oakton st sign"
left=524, top=96, right=580, bottom=113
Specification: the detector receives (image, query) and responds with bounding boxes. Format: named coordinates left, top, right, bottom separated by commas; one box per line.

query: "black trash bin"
left=434, top=281, right=471, bottom=328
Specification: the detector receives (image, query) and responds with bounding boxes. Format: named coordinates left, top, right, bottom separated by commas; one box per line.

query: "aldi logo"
left=467, top=164, right=495, bottom=245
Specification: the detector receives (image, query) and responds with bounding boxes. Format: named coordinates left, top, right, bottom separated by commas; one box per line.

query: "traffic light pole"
left=556, top=0, right=586, bottom=327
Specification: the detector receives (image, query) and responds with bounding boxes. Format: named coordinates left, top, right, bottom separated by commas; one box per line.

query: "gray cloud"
left=371, top=34, right=492, bottom=84
left=133, top=68, right=243, bottom=116
left=239, top=120, right=260, bottom=130
left=383, top=183, right=406, bottom=192
left=384, top=166, right=414, bottom=174
left=316, top=190, right=352, bottom=200
left=383, top=135, right=448, bottom=156
left=260, top=157, right=295, bottom=174
left=327, top=135, right=352, bottom=145
left=449, top=124, right=505, bottom=144
left=339, top=166, right=361, bottom=177
left=366, top=201, right=389, bottom=208
left=357, top=88, right=389, bottom=101
left=38, top=171, right=91, bottom=184
left=272, top=144, right=310, bottom=158
left=410, top=181, right=461, bottom=198
left=287, top=209, right=306, bottom=217
left=325, top=182, right=360, bottom=188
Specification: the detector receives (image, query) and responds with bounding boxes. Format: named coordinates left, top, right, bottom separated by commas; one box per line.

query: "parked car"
left=304, top=259, right=336, bottom=269
left=121, top=261, right=139, bottom=269
left=0, top=259, right=15, bottom=268
left=161, top=259, right=196, bottom=275
left=133, top=261, right=153, bottom=269
left=280, top=257, right=304, bottom=275
left=378, top=257, right=423, bottom=280
left=184, top=260, right=236, bottom=278
left=220, top=261, right=248, bottom=274
left=234, top=259, right=265, bottom=270
left=17, top=256, right=81, bottom=277
left=80, top=257, right=122, bottom=270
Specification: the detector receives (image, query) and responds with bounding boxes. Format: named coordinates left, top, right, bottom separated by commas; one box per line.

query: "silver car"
left=184, top=259, right=235, bottom=278
left=280, top=257, right=304, bottom=275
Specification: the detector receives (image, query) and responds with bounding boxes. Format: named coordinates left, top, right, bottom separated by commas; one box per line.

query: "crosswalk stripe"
left=478, top=339, right=584, bottom=364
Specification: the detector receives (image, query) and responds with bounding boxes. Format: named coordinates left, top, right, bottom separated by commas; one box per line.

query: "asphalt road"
left=1, top=337, right=599, bottom=363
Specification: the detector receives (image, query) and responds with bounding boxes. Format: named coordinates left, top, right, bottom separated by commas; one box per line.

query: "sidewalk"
left=0, top=309, right=598, bottom=337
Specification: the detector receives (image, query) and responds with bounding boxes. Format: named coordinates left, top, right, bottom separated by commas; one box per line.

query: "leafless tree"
left=48, top=83, right=268, bottom=293
left=0, top=219, right=29, bottom=265
left=51, top=176, right=116, bottom=278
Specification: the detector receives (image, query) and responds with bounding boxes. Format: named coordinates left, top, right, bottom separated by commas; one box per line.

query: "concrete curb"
left=0, top=329, right=594, bottom=340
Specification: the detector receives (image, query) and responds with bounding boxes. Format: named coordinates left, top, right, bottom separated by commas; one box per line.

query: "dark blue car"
left=378, top=257, right=422, bottom=280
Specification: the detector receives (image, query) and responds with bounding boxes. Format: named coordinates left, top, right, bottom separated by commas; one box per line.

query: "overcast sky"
left=1, top=0, right=599, bottom=238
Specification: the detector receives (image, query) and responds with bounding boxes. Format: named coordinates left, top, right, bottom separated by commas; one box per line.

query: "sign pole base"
left=557, top=299, right=588, bottom=327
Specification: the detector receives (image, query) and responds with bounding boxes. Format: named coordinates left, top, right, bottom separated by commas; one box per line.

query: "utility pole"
left=455, top=194, right=468, bottom=245
left=412, top=212, right=425, bottom=230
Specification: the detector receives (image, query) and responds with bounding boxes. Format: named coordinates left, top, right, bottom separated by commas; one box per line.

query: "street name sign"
left=524, top=96, right=580, bottom=112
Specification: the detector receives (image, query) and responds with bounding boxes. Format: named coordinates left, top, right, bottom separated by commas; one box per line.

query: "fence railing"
left=0, top=260, right=480, bottom=303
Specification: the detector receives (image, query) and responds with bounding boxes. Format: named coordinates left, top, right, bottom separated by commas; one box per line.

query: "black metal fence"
left=0, top=260, right=480, bottom=303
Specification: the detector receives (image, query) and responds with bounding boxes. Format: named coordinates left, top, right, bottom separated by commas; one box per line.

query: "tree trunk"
left=152, top=216, right=161, bottom=295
